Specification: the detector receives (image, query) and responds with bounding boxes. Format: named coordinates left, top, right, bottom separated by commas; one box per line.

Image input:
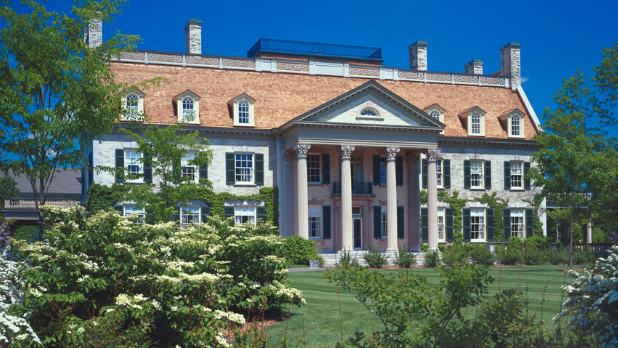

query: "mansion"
left=83, top=19, right=545, bottom=252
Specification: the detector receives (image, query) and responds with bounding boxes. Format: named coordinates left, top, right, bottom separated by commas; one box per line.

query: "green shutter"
left=114, top=205, right=123, bottom=214
left=504, top=162, right=511, bottom=190
left=373, top=155, right=381, bottom=185
left=201, top=204, right=210, bottom=223
left=373, top=206, right=382, bottom=239
left=397, top=206, right=404, bottom=239
left=255, top=154, right=264, bottom=185
left=224, top=206, right=235, bottom=225
left=115, top=149, right=124, bottom=183
left=257, top=206, right=266, bottom=223
left=199, top=153, right=208, bottom=181
left=226, top=153, right=235, bottom=184
left=503, top=209, right=511, bottom=241
left=524, top=162, right=531, bottom=190
left=323, top=206, right=331, bottom=239
left=484, top=161, right=491, bottom=190
left=144, top=152, right=152, bottom=183
left=396, top=156, right=403, bottom=186
left=422, top=159, right=428, bottom=189
left=446, top=208, right=454, bottom=242
left=487, top=208, right=494, bottom=241
left=322, top=154, right=330, bottom=184
left=526, top=208, right=534, bottom=237
left=444, top=159, right=451, bottom=188
left=464, top=160, right=471, bottom=189
left=463, top=208, right=471, bottom=242
left=421, top=208, right=428, bottom=242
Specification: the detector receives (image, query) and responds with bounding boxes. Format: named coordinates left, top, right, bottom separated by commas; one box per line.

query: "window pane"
left=239, top=101, right=250, bottom=124
left=471, top=161, right=483, bottom=188
left=380, top=157, right=387, bottom=185
left=438, top=208, right=445, bottom=241
left=381, top=210, right=387, bottom=238
left=511, top=162, right=523, bottom=188
left=430, top=110, right=440, bottom=120
left=436, top=160, right=442, bottom=187
left=235, top=206, right=256, bottom=224
left=471, top=113, right=481, bottom=134
left=470, top=209, right=485, bottom=240
left=235, top=154, right=254, bottom=183
left=307, top=155, right=321, bottom=183
left=360, top=108, right=378, bottom=116
left=182, top=97, right=194, bottom=121
left=511, top=115, right=520, bottom=136
left=308, top=207, right=322, bottom=238
left=182, top=152, right=197, bottom=181
left=126, top=94, right=139, bottom=119
left=181, top=206, right=200, bottom=228
left=125, top=150, right=142, bottom=176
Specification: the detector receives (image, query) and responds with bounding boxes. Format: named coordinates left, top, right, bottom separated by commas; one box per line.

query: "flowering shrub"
left=557, top=245, right=618, bottom=347
left=0, top=218, right=12, bottom=248
left=11, top=205, right=304, bottom=347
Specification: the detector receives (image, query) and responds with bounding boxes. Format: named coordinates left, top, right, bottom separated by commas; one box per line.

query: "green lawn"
left=266, top=265, right=581, bottom=348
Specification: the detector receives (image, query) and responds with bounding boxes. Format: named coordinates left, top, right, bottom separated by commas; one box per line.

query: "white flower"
left=106, top=308, right=114, bottom=313
left=77, top=327, right=85, bottom=334
left=15, top=334, right=28, bottom=341
left=92, top=321, right=98, bottom=326
left=171, top=306, right=178, bottom=312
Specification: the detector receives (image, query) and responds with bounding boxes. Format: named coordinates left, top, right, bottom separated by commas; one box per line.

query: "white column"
left=294, top=144, right=311, bottom=239
left=407, top=153, right=421, bottom=251
left=586, top=221, right=592, bottom=244
left=386, top=147, right=400, bottom=251
left=340, top=145, right=355, bottom=251
left=282, top=151, right=294, bottom=237
left=427, top=149, right=440, bottom=250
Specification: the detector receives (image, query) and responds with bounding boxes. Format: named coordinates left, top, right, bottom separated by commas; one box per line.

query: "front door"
left=353, top=218, right=362, bottom=250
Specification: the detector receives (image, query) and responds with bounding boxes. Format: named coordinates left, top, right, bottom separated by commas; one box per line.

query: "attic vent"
left=360, top=108, right=379, bottom=116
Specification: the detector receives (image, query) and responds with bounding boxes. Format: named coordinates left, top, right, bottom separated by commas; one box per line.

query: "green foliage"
left=421, top=242, right=429, bottom=253
left=548, top=250, right=570, bottom=265
left=419, top=189, right=428, bottom=204
left=0, top=175, right=18, bottom=211
left=523, top=249, right=550, bottom=265
left=336, top=249, right=360, bottom=267
left=438, top=190, right=467, bottom=245
left=280, top=236, right=323, bottom=266
left=524, top=196, right=545, bottom=237
left=525, top=234, right=550, bottom=252
left=363, top=245, right=388, bottom=269
left=497, top=246, right=522, bottom=266
left=443, top=244, right=495, bottom=267
left=424, top=250, right=441, bottom=267
left=476, top=192, right=509, bottom=242
left=572, top=250, right=596, bottom=265
left=11, top=205, right=304, bottom=347
left=394, top=243, right=417, bottom=268
left=11, top=225, right=39, bottom=242
left=509, top=236, right=524, bottom=251
left=86, top=183, right=129, bottom=215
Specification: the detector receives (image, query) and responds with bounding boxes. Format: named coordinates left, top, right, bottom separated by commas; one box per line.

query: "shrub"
left=469, top=245, right=495, bottom=267
left=525, top=234, right=550, bottom=252
left=280, top=236, right=323, bottom=266
left=442, top=245, right=467, bottom=266
left=572, top=250, right=596, bottom=265
left=508, top=236, right=524, bottom=251
left=394, top=246, right=417, bottom=268
left=11, top=225, right=38, bottom=242
left=424, top=250, right=441, bottom=267
left=336, top=249, right=360, bottom=267
left=498, top=247, right=522, bottom=266
left=437, top=243, right=447, bottom=253
left=548, top=250, right=569, bottom=265
left=421, top=242, right=429, bottom=252
left=11, top=206, right=305, bottom=347
left=523, top=249, right=549, bottom=265
left=363, top=245, right=388, bottom=269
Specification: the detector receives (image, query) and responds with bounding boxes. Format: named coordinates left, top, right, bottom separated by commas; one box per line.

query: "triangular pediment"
left=289, top=81, right=444, bottom=130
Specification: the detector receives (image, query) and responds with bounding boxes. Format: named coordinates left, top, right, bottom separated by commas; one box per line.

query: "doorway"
left=353, top=218, right=363, bottom=250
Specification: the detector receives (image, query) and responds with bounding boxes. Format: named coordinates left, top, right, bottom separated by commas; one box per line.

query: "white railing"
left=6, top=198, right=79, bottom=208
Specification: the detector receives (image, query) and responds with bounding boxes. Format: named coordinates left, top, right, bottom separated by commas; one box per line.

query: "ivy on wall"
left=523, top=196, right=544, bottom=237
left=475, top=192, right=509, bottom=242
left=86, top=184, right=130, bottom=214
left=420, top=190, right=468, bottom=245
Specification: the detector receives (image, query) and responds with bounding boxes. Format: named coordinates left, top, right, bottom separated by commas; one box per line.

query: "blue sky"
left=13, top=0, right=618, bottom=121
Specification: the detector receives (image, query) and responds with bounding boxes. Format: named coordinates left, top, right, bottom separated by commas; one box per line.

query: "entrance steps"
left=319, top=251, right=427, bottom=268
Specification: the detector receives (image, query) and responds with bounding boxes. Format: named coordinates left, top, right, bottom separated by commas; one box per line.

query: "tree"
left=0, top=0, right=143, bottom=240
left=0, top=175, right=18, bottom=212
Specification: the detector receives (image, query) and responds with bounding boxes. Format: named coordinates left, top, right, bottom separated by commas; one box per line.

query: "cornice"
left=437, top=136, right=538, bottom=148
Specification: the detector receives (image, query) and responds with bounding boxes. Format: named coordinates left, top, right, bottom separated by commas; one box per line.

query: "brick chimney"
left=500, top=42, right=521, bottom=90
left=185, top=19, right=202, bottom=55
left=409, top=41, right=427, bottom=71
left=84, top=16, right=102, bottom=48
left=464, top=59, right=483, bottom=75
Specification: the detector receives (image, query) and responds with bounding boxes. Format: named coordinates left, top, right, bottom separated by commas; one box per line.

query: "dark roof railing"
left=247, top=38, right=382, bottom=62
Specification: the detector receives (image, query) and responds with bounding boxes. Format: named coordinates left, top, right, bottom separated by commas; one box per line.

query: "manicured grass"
left=266, top=265, right=583, bottom=348
left=288, top=264, right=310, bottom=268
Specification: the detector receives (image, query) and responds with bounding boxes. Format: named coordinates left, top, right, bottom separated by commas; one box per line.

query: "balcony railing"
left=247, top=38, right=382, bottom=61
left=332, top=182, right=373, bottom=195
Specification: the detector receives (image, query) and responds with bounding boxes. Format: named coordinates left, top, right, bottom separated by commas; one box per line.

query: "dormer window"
left=360, top=108, right=378, bottom=116
left=498, top=109, right=526, bottom=138
left=121, top=90, right=145, bottom=121
left=425, top=104, right=446, bottom=135
left=511, top=114, right=521, bottom=136
left=229, top=93, right=256, bottom=127
left=458, top=106, right=486, bottom=137
left=471, top=112, right=481, bottom=135
left=174, top=90, right=201, bottom=124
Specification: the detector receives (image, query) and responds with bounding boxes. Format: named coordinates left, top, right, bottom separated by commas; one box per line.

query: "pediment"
left=290, top=81, right=444, bottom=130
left=173, top=89, right=201, bottom=102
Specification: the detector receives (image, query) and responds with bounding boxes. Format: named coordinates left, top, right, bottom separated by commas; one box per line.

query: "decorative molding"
left=406, top=153, right=421, bottom=164
left=339, top=145, right=356, bottom=160
left=294, top=144, right=311, bottom=158
left=385, top=147, right=400, bottom=160
left=427, top=149, right=441, bottom=161
left=282, top=150, right=293, bottom=162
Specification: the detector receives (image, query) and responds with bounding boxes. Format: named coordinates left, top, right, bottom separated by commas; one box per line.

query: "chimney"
left=500, top=42, right=521, bottom=90
left=409, top=41, right=427, bottom=71
left=464, top=59, right=483, bottom=75
left=84, top=16, right=102, bottom=48
left=185, top=19, right=202, bottom=55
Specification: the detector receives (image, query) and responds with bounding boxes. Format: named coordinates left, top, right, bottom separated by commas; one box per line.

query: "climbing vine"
left=438, top=191, right=468, bottom=245
left=475, top=192, right=509, bottom=242
left=523, top=195, right=544, bottom=237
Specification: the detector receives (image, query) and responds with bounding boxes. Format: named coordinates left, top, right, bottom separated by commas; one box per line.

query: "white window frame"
left=360, top=108, right=379, bottom=117
left=182, top=152, right=199, bottom=183
left=470, top=209, right=486, bottom=242
left=462, top=107, right=486, bottom=136
left=438, top=208, right=445, bottom=242
left=508, top=110, right=526, bottom=138
left=180, top=206, right=200, bottom=228
left=381, top=208, right=387, bottom=239
left=425, top=105, right=445, bottom=134
left=510, top=161, right=524, bottom=190
left=436, top=160, right=444, bottom=188
left=124, top=205, right=145, bottom=224
left=308, top=206, right=322, bottom=239
left=174, top=90, right=201, bottom=125
left=470, top=160, right=484, bottom=189
left=121, top=91, right=145, bottom=121
left=230, top=94, right=256, bottom=127
left=235, top=153, right=254, bottom=184
left=182, top=97, right=196, bottom=123
left=125, top=149, right=143, bottom=183
left=235, top=206, right=256, bottom=225
left=511, top=209, right=525, bottom=238
left=307, top=154, right=321, bottom=184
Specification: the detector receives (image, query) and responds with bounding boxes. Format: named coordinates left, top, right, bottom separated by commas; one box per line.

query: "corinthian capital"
left=406, top=152, right=421, bottom=164
left=339, top=145, right=356, bottom=160
left=427, top=149, right=441, bottom=161
left=282, top=150, right=293, bottom=162
left=294, top=144, right=311, bottom=158
left=385, top=147, right=400, bottom=161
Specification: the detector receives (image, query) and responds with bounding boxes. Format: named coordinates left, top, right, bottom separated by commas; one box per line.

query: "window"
left=181, top=206, right=200, bottom=228
left=235, top=154, right=254, bottom=183
left=460, top=107, right=486, bottom=136
left=381, top=209, right=387, bottom=239
left=511, top=115, right=521, bottom=136
left=501, top=110, right=525, bottom=138
left=511, top=162, right=523, bottom=189
left=436, top=160, right=443, bottom=188
left=425, top=105, right=445, bottom=134
left=125, top=149, right=143, bottom=180
left=182, top=97, right=195, bottom=122
left=235, top=206, right=255, bottom=225
left=126, top=94, right=139, bottom=120
left=308, top=206, right=322, bottom=238
left=511, top=209, right=525, bottom=238
left=379, top=157, right=387, bottom=185
left=470, top=161, right=484, bottom=188
left=124, top=205, right=145, bottom=223
left=360, top=108, right=378, bottom=116
left=471, top=112, right=481, bottom=135
left=307, top=154, right=321, bottom=184
left=182, top=152, right=198, bottom=182
left=430, top=110, right=440, bottom=120
left=438, top=208, right=445, bottom=242
left=238, top=101, right=250, bottom=124
left=470, top=209, right=485, bottom=241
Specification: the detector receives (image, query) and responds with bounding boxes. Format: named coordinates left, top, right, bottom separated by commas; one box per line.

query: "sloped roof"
left=8, top=169, right=81, bottom=195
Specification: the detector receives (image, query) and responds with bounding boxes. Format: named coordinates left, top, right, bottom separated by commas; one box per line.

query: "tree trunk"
left=569, top=218, right=573, bottom=270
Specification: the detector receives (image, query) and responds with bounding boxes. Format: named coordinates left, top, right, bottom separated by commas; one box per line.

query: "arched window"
left=126, top=94, right=139, bottom=119
left=238, top=101, right=250, bottom=124
left=471, top=112, right=481, bottom=135
left=182, top=97, right=194, bottom=121
left=511, top=114, right=520, bottom=136
left=360, top=108, right=378, bottom=117
left=430, top=110, right=440, bottom=120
